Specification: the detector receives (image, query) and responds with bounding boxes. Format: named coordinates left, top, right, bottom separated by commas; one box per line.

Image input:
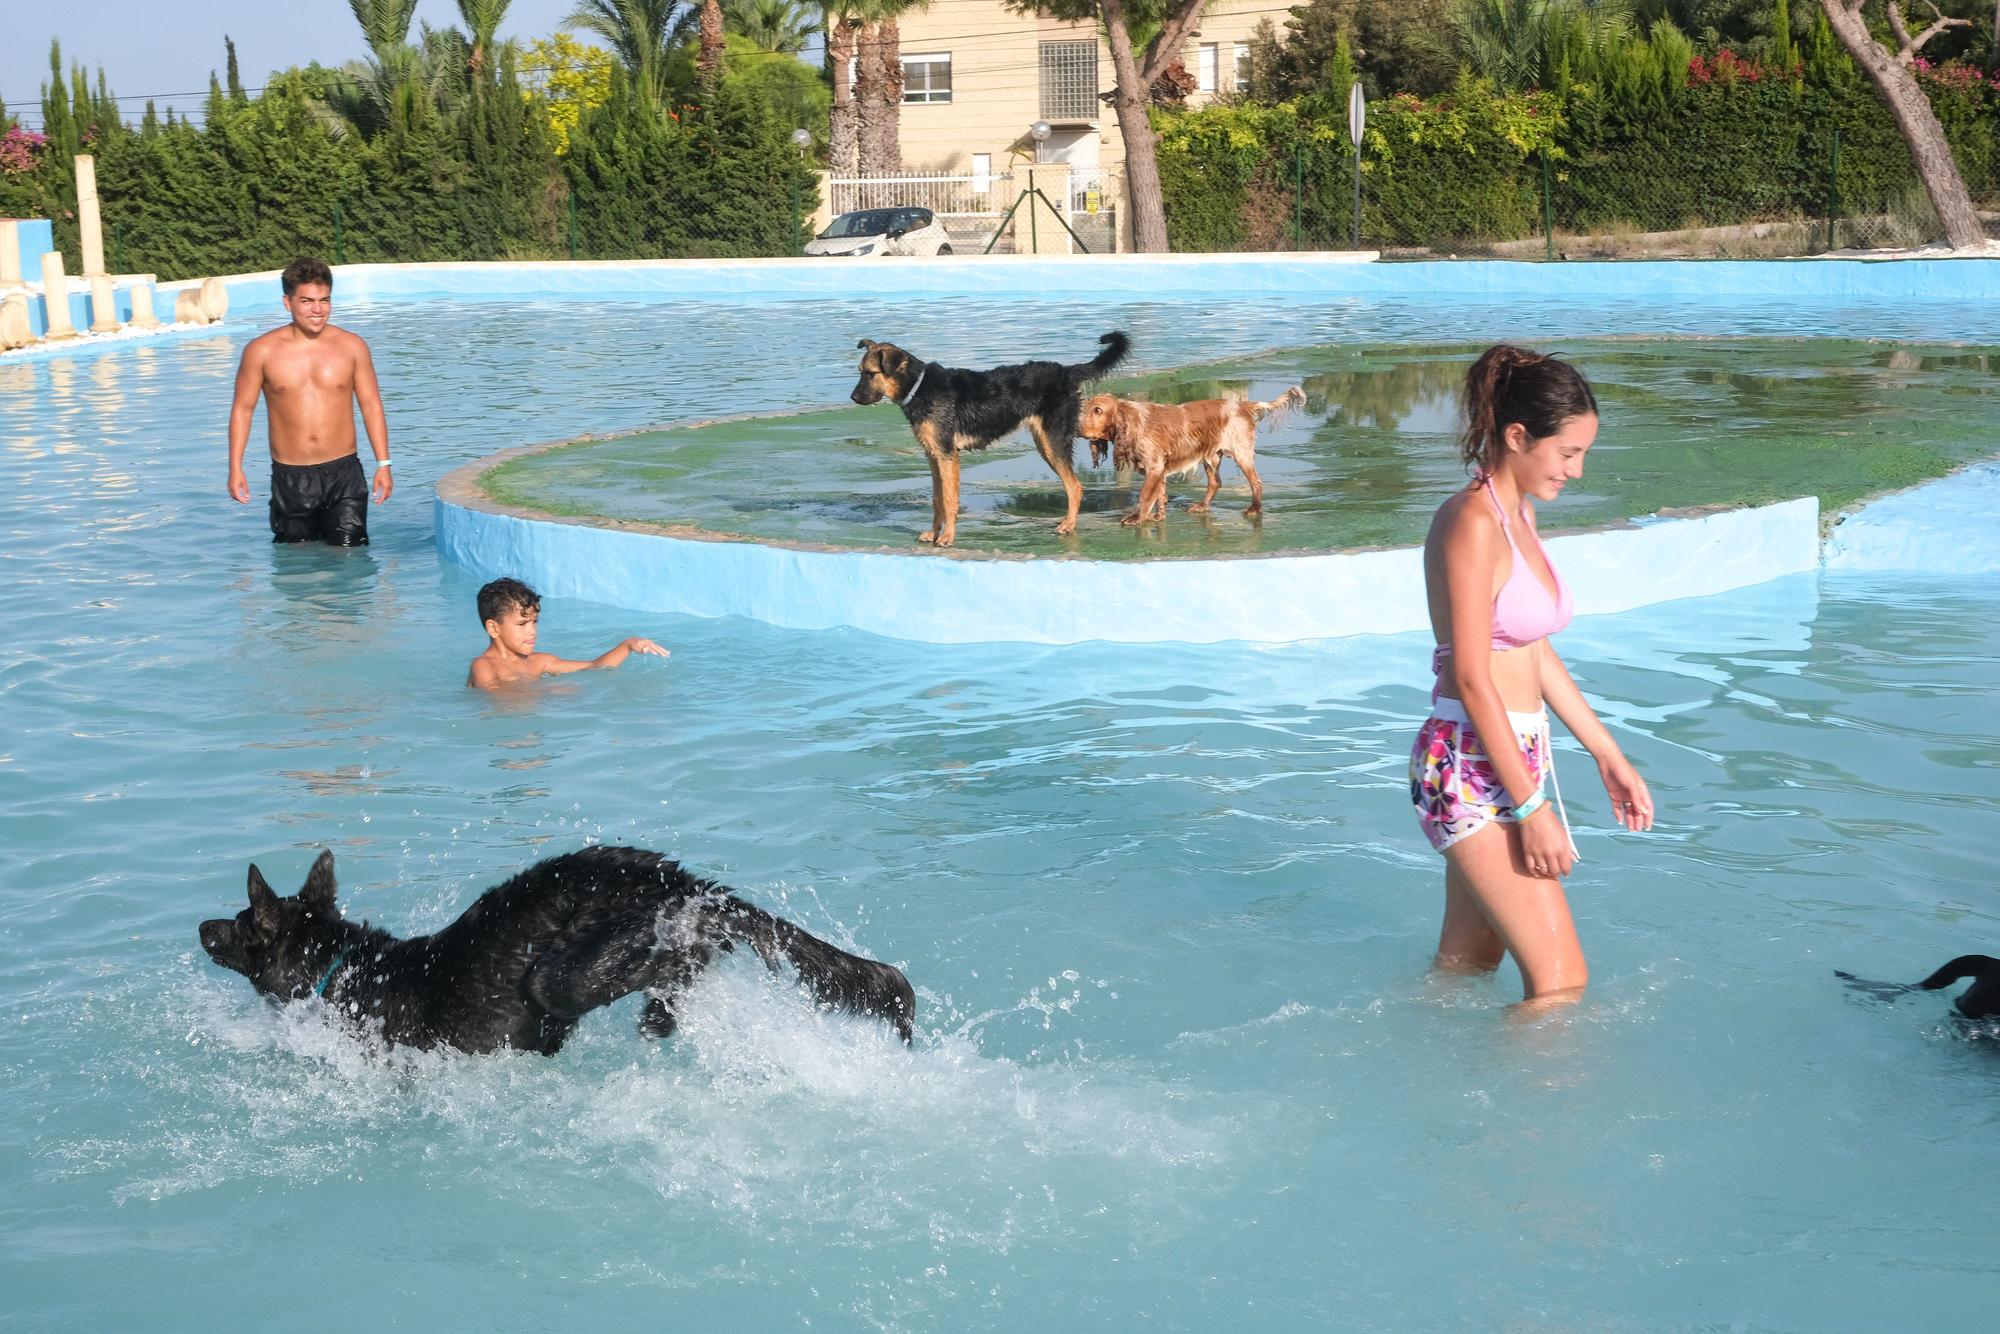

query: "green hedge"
left=0, top=57, right=817, bottom=280
left=1157, top=58, right=2000, bottom=250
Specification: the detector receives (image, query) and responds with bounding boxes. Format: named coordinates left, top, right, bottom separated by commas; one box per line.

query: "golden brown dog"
left=1079, top=387, right=1303, bottom=525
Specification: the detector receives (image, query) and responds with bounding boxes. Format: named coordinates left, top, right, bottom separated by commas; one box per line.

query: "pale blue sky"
left=3, top=0, right=592, bottom=129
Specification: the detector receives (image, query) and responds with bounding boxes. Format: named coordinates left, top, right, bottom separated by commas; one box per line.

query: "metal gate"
left=828, top=171, right=1019, bottom=253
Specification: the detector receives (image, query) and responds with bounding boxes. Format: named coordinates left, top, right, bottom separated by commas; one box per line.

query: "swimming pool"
left=3, top=276, right=1997, bottom=1330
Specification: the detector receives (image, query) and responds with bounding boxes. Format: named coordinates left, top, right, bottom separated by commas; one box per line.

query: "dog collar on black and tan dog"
left=898, top=364, right=928, bottom=403
left=314, top=947, right=354, bottom=999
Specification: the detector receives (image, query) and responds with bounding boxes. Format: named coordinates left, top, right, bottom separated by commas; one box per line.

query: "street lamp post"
left=790, top=128, right=813, bottom=256
left=1027, top=120, right=1051, bottom=254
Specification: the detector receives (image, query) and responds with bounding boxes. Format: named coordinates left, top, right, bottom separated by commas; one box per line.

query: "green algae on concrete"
left=478, top=339, right=2000, bottom=559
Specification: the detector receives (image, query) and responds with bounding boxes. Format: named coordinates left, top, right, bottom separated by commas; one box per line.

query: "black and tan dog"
left=200, top=846, right=915, bottom=1054
left=850, top=330, right=1130, bottom=546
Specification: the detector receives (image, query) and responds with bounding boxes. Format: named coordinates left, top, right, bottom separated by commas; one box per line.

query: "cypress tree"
left=226, top=36, right=246, bottom=103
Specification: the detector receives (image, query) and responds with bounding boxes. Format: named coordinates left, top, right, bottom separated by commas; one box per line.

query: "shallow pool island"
left=441, top=335, right=1998, bottom=644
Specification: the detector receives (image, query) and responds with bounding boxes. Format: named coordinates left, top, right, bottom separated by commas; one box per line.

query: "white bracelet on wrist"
left=373, top=459, right=392, bottom=470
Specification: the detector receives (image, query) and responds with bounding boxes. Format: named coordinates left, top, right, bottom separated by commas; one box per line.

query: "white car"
left=805, top=207, right=953, bottom=257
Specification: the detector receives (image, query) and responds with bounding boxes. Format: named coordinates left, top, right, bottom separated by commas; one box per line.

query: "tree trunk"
left=1103, top=22, right=1167, bottom=252
left=856, top=19, right=904, bottom=180
left=854, top=19, right=880, bottom=188
left=1818, top=0, right=1985, bottom=249
left=698, top=0, right=726, bottom=91
left=1101, top=0, right=1207, bottom=253
left=829, top=14, right=859, bottom=176
left=875, top=18, right=904, bottom=174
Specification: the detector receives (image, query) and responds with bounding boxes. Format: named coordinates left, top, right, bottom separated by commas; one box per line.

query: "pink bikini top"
left=1432, top=477, right=1572, bottom=692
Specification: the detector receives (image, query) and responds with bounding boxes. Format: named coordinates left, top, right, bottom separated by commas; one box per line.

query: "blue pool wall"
left=14, top=251, right=2000, bottom=354
left=435, top=492, right=1820, bottom=645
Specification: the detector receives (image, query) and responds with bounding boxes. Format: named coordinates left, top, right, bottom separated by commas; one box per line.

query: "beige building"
left=877, top=1, right=1270, bottom=178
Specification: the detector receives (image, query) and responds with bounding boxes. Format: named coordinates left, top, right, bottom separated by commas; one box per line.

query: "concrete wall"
left=434, top=492, right=1821, bottom=646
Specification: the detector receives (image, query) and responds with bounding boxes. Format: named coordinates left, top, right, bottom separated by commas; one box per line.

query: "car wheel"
left=936, top=244, right=953, bottom=256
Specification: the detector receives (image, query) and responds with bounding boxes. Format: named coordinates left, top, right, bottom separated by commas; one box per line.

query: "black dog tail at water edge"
left=1071, top=330, right=1131, bottom=385
left=709, top=894, right=917, bottom=1043
left=1916, top=955, right=2000, bottom=991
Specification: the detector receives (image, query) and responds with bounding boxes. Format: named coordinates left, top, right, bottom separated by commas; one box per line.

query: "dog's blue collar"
left=314, top=947, right=354, bottom=999
left=899, top=364, right=928, bottom=403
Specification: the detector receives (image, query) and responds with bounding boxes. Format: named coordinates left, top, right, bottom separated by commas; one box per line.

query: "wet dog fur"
left=1078, top=387, right=1304, bottom=524
left=1837, top=954, right=2000, bottom=1023
left=199, top=846, right=915, bottom=1053
left=850, top=331, right=1130, bottom=546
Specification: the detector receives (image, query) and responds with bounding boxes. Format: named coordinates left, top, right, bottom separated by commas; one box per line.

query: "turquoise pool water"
left=3, top=292, right=1998, bottom=1330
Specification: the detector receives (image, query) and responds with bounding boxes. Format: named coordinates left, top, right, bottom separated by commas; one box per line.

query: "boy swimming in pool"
left=467, top=577, right=668, bottom=689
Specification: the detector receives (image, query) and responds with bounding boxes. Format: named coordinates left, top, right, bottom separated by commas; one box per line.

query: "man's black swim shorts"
left=270, top=455, right=369, bottom=545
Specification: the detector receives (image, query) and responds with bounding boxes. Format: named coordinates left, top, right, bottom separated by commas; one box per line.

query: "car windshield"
left=823, top=210, right=898, bottom=239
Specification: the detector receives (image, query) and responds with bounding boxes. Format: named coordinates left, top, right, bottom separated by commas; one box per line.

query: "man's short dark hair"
left=281, top=257, right=334, bottom=295
left=477, top=577, right=540, bottom=626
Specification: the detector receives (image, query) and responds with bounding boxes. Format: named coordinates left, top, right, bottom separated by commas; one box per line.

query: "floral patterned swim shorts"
left=1409, top=697, right=1550, bottom=854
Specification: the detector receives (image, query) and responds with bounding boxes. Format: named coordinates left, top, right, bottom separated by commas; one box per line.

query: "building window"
left=903, top=53, right=951, bottom=103
left=1040, top=40, right=1098, bottom=121
left=1233, top=43, right=1250, bottom=93
left=1197, top=43, right=1218, bottom=94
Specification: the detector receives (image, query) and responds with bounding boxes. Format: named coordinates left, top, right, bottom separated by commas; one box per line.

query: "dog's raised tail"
left=1251, top=385, right=1307, bottom=423
left=1073, top=330, right=1131, bottom=383
left=711, top=895, right=916, bottom=1042
left=1917, top=955, right=2000, bottom=990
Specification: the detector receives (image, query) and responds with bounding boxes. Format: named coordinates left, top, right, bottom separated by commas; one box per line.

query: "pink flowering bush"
left=0, top=126, right=47, bottom=175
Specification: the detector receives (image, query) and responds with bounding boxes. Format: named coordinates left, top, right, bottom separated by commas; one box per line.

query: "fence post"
left=1824, top=127, right=1841, bottom=253
left=1027, top=167, right=1039, bottom=254
left=1542, top=152, right=1554, bottom=262
left=333, top=202, right=345, bottom=265
left=568, top=192, right=579, bottom=261
left=1293, top=144, right=1304, bottom=250
left=1350, top=141, right=1362, bottom=249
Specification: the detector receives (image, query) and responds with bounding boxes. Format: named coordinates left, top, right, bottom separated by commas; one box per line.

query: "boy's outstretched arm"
left=590, top=637, right=669, bottom=671
left=535, top=639, right=669, bottom=676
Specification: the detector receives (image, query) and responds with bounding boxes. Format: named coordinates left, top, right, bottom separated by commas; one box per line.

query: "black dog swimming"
left=850, top=330, right=1130, bottom=547
left=1837, top=954, right=2000, bottom=1023
left=200, top=846, right=915, bottom=1053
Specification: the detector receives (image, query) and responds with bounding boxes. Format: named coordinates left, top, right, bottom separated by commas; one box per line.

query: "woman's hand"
left=1518, top=808, right=1575, bottom=881
left=1599, top=753, right=1655, bottom=832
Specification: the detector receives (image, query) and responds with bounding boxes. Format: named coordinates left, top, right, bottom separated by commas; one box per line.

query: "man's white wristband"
left=373, top=459, right=392, bottom=470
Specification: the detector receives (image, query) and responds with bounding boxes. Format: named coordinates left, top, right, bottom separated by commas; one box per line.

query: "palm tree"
left=852, top=0, right=928, bottom=174
left=826, top=6, right=863, bottom=174
left=564, top=0, right=690, bottom=105
left=349, top=0, right=421, bottom=57
left=727, top=0, right=822, bottom=53
left=1449, top=0, right=1634, bottom=92
left=455, top=0, right=516, bottom=83
left=698, top=0, right=727, bottom=88
left=325, top=0, right=445, bottom=136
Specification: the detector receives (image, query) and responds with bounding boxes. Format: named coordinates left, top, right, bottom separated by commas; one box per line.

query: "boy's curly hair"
left=477, top=577, right=540, bottom=626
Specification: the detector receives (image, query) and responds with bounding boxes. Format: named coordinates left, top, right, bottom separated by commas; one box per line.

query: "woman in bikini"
left=1410, top=345, right=1654, bottom=1009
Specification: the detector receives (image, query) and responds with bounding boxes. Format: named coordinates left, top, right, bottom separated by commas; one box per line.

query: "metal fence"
left=826, top=167, right=1121, bottom=254
left=828, top=170, right=1018, bottom=251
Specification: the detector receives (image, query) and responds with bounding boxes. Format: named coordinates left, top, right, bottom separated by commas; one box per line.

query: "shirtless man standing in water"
left=227, top=257, right=391, bottom=545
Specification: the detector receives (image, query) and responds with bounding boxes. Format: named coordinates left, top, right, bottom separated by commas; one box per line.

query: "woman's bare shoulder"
left=1428, top=486, right=1500, bottom=547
